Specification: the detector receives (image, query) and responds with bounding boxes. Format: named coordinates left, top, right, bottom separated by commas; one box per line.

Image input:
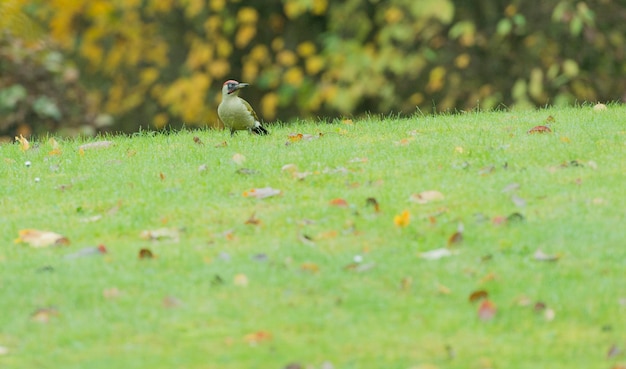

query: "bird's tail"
left=251, top=122, right=269, bottom=135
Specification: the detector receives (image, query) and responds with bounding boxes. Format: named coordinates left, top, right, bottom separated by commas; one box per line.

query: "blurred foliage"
left=1, top=0, right=625, bottom=135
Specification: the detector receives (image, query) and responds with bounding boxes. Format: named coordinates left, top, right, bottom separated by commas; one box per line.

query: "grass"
left=0, top=105, right=625, bottom=369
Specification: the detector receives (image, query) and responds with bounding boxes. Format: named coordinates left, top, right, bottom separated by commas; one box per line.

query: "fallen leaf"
left=214, top=141, right=228, bottom=147
left=393, top=138, right=414, bottom=146
left=298, top=232, right=315, bottom=246
left=469, top=290, right=489, bottom=303
left=447, top=230, right=463, bottom=247
left=288, top=133, right=303, bottom=142
left=236, top=168, right=259, bottom=175
left=140, top=228, right=180, bottom=242
left=394, top=210, right=411, bottom=227
left=15, top=229, right=70, bottom=248
left=301, top=262, right=320, bottom=273
left=138, top=248, right=155, bottom=259
left=15, top=134, right=30, bottom=151
left=232, top=153, right=246, bottom=165
left=437, top=283, right=452, bottom=295
left=528, top=125, right=552, bottom=134
left=193, top=136, right=204, bottom=145
left=607, top=344, right=622, bottom=359
left=243, top=187, right=281, bottom=199
left=533, top=249, right=560, bottom=262
left=501, top=183, right=520, bottom=193
left=365, top=197, right=380, bottom=212
left=244, top=331, right=272, bottom=344
left=342, top=118, right=353, bottom=125
left=419, top=248, right=458, bottom=260
left=102, top=287, right=121, bottom=299
left=409, top=190, right=445, bottom=204
left=329, top=198, right=349, bottom=207
left=78, top=141, right=114, bottom=150
left=31, top=307, right=60, bottom=323
left=162, top=295, right=184, bottom=308
left=511, top=194, right=526, bottom=207
left=234, top=273, right=249, bottom=287
left=478, top=166, right=495, bottom=175
left=478, top=300, right=497, bottom=321
left=245, top=212, right=261, bottom=225
left=544, top=308, right=556, bottom=322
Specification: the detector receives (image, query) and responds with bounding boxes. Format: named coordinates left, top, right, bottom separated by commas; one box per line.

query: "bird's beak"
left=229, top=82, right=249, bottom=94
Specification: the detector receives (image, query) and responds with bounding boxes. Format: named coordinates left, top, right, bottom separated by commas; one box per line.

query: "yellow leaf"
left=394, top=210, right=411, bottom=227
left=297, top=41, right=316, bottom=57
left=235, top=25, right=256, bottom=48
left=312, top=0, right=328, bottom=15
left=284, top=67, right=304, bottom=86
left=15, top=229, right=70, bottom=248
left=277, top=50, right=297, bottom=66
left=237, top=7, right=258, bottom=23
left=15, top=134, right=29, bottom=151
left=261, top=92, right=278, bottom=120
left=301, top=262, right=319, bottom=273
left=305, top=55, right=325, bottom=75
left=234, top=273, right=248, bottom=287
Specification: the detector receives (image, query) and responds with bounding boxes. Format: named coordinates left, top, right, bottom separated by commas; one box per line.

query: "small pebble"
left=353, top=255, right=363, bottom=263
left=25, top=161, right=31, bottom=167
left=34, top=177, right=40, bottom=183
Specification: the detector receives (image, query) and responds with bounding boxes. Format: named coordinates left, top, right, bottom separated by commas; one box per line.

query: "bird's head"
left=222, top=80, right=249, bottom=96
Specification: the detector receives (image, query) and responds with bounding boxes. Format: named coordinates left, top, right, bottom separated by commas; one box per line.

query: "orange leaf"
left=478, top=300, right=497, bottom=321
left=245, top=212, right=261, bottom=225
left=244, top=331, right=272, bottom=344
left=15, top=134, right=30, bottom=151
left=447, top=231, right=463, bottom=246
left=528, top=125, right=552, bottom=134
left=288, top=133, right=303, bottom=142
left=394, top=210, right=411, bottom=227
left=329, top=198, right=349, bottom=207
left=159, top=172, right=166, bottom=181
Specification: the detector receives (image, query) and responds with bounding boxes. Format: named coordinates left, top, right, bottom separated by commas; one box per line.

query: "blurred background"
left=1, top=0, right=624, bottom=138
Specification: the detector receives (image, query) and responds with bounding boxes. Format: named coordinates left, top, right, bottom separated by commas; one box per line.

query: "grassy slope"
left=0, top=106, right=625, bottom=369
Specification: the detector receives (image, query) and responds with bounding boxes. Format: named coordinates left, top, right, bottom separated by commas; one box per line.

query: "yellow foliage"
left=208, top=59, right=230, bottom=78
left=305, top=55, right=325, bottom=75
left=409, top=92, right=424, bottom=105
left=454, top=53, right=471, bottom=69
left=284, top=0, right=305, bottom=19
left=237, top=7, right=258, bottom=24
left=284, top=67, right=304, bottom=87
left=140, top=68, right=160, bottom=85
left=216, top=38, right=233, bottom=58
left=312, top=0, right=328, bottom=15
left=277, top=50, right=297, bottom=66
left=209, top=0, right=225, bottom=11
left=271, top=37, right=284, bottom=52
left=261, top=92, right=279, bottom=120
left=297, top=41, right=316, bottom=57
left=187, top=40, right=213, bottom=70
left=250, top=45, right=270, bottom=64
left=236, top=25, right=257, bottom=49
left=242, top=61, right=259, bottom=82
left=204, top=15, right=222, bottom=33
left=385, top=6, right=404, bottom=24
left=184, top=0, right=204, bottom=18
left=153, top=113, right=169, bottom=129
left=426, top=66, right=446, bottom=93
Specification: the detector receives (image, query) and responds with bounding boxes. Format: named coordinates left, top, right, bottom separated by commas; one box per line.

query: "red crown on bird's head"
left=223, top=79, right=239, bottom=86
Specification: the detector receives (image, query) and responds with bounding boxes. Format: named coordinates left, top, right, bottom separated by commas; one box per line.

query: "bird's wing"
left=241, top=98, right=261, bottom=122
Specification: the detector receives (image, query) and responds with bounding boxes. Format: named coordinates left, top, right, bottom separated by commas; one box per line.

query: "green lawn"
left=1, top=106, right=625, bottom=369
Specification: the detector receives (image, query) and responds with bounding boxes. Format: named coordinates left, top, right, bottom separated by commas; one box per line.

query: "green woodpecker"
left=218, top=80, right=269, bottom=136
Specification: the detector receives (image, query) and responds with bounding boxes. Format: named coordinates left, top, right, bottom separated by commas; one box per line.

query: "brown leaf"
left=15, top=229, right=70, bottom=248
left=139, top=248, right=155, bottom=259
left=365, top=197, right=380, bottom=212
left=31, top=307, right=60, bottom=323
left=469, top=290, right=489, bottom=303
left=478, top=300, right=497, bottom=321
left=193, top=136, right=204, bottom=145
left=15, top=134, right=30, bottom=151
left=329, top=198, right=349, bottom=207
left=528, top=125, right=552, bottom=134
left=159, top=172, right=166, bottom=181
left=162, top=295, right=184, bottom=308
left=214, top=141, right=228, bottom=148
left=447, top=231, right=463, bottom=247
left=545, top=115, right=555, bottom=123
left=245, top=212, right=261, bottom=225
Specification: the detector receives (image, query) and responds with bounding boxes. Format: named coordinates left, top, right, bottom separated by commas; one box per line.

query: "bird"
left=217, top=80, right=269, bottom=136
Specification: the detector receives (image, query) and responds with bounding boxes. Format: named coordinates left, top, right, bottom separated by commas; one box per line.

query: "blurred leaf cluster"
left=2, top=0, right=625, bottom=135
